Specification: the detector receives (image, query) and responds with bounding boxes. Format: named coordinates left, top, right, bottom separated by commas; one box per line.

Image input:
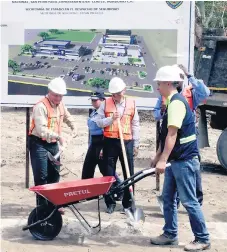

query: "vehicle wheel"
left=28, top=205, right=63, bottom=241
left=217, top=128, right=227, bottom=171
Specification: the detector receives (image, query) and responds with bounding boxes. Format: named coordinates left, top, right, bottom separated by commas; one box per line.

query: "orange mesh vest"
left=181, top=85, right=194, bottom=110
left=29, top=97, right=65, bottom=142
left=104, top=97, right=135, bottom=140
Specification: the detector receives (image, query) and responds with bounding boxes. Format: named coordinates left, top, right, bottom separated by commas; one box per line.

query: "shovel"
left=117, top=118, right=145, bottom=223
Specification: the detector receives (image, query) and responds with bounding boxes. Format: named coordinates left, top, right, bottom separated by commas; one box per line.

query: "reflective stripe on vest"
left=29, top=97, right=65, bottom=142
left=104, top=97, right=135, bottom=140
left=180, top=134, right=196, bottom=144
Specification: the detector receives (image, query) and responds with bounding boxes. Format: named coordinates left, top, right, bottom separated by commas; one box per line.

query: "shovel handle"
left=117, top=118, right=133, bottom=192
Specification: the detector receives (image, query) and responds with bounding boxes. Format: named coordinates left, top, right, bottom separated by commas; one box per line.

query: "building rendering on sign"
left=102, top=29, right=136, bottom=45
left=33, top=40, right=86, bottom=57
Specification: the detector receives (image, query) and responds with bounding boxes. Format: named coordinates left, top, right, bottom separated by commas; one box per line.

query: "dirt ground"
left=1, top=108, right=227, bottom=252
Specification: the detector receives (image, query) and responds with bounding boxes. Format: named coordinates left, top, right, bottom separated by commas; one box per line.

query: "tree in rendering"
left=49, top=29, right=59, bottom=34
left=38, top=32, right=50, bottom=40
left=8, top=60, right=20, bottom=74
left=21, top=44, right=33, bottom=54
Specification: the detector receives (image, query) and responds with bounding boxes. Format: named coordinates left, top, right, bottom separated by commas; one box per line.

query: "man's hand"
left=178, top=64, right=189, bottom=76
left=112, top=112, right=120, bottom=121
left=155, top=160, right=167, bottom=175
left=133, top=147, right=139, bottom=157
left=150, top=155, right=159, bottom=168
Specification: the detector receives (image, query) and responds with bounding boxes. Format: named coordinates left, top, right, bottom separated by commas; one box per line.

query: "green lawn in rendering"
left=48, top=30, right=96, bottom=42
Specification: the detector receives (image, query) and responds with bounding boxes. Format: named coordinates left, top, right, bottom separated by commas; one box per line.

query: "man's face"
left=91, top=99, right=101, bottom=109
left=112, top=89, right=125, bottom=103
left=157, top=81, right=169, bottom=97
left=48, top=91, right=63, bottom=105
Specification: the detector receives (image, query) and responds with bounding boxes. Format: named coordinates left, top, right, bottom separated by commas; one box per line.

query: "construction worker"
left=28, top=77, right=77, bottom=212
left=153, top=64, right=210, bottom=213
left=82, top=90, right=123, bottom=201
left=93, top=77, right=140, bottom=214
left=150, top=66, right=210, bottom=251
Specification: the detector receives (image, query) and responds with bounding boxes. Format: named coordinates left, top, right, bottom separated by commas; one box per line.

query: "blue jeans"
left=162, top=158, right=209, bottom=243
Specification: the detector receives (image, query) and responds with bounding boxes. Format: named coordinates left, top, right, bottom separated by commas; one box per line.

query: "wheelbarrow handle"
left=107, top=167, right=156, bottom=196
left=108, top=163, right=171, bottom=196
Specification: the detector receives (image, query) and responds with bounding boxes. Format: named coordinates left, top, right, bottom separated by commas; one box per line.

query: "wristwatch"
left=56, top=136, right=60, bottom=141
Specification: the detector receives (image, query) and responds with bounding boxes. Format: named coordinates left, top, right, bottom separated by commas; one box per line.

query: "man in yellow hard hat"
left=28, top=77, right=77, bottom=212
left=93, top=77, right=140, bottom=214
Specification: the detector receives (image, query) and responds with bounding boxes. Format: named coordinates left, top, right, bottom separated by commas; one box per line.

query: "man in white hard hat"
left=93, top=77, right=140, bottom=214
left=28, top=77, right=77, bottom=213
left=150, top=66, right=210, bottom=251
left=154, top=64, right=210, bottom=214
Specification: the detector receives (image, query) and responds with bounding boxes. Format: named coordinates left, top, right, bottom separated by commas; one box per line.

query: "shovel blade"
left=125, top=207, right=145, bottom=223
left=47, top=152, right=62, bottom=166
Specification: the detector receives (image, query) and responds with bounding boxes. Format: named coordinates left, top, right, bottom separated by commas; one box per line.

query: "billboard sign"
left=1, top=1, right=195, bottom=109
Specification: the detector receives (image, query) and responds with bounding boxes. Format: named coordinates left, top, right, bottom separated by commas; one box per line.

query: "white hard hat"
left=108, top=77, right=126, bottom=93
left=172, top=64, right=185, bottom=78
left=153, top=65, right=183, bottom=82
left=48, top=77, right=67, bottom=95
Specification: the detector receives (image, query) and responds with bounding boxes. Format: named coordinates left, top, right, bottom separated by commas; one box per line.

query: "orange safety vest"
left=162, top=85, right=194, bottom=111
left=104, top=97, right=135, bottom=140
left=29, top=97, right=65, bottom=142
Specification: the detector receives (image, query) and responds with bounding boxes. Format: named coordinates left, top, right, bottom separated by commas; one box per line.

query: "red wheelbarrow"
left=22, top=168, right=156, bottom=240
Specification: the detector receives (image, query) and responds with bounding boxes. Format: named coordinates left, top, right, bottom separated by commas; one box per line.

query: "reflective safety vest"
left=29, top=97, right=65, bottom=142
left=160, top=93, right=199, bottom=161
left=104, top=97, right=135, bottom=140
left=162, top=85, right=194, bottom=111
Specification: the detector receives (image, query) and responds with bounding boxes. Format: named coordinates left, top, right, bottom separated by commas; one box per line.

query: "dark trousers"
left=82, top=135, right=105, bottom=179
left=103, top=137, right=134, bottom=209
left=29, top=135, right=60, bottom=206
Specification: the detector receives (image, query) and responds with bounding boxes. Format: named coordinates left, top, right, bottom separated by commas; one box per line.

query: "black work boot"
left=106, top=204, right=115, bottom=214
left=150, top=233, right=178, bottom=246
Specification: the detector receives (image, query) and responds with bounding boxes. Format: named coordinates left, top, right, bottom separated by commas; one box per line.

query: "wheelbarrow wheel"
left=28, top=205, right=62, bottom=241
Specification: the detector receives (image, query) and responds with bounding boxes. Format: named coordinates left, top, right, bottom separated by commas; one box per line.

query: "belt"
left=169, top=156, right=199, bottom=162
left=104, top=137, right=132, bottom=143
left=29, top=135, right=57, bottom=145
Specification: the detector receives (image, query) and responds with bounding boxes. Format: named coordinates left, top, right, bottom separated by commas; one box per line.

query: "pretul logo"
left=64, top=189, right=91, bottom=197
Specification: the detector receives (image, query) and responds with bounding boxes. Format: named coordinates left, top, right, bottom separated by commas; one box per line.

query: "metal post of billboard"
left=155, top=121, right=160, bottom=191
left=25, top=107, right=30, bottom=188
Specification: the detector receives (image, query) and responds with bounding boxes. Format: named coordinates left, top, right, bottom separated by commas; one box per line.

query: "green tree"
left=87, top=78, right=110, bottom=89
left=21, top=44, right=33, bottom=54
left=38, top=32, right=49, bottom=40
left=196, top=1, right=227, bottom=29
left=8, top=60, right=20, bottom=74
left=49, top=29, right=59, bottom=34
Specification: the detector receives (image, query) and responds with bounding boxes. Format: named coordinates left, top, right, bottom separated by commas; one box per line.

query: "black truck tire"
left=217, top=128, right=227, bottom=171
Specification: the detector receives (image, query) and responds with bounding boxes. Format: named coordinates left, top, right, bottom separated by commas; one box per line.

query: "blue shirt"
left=87, top=110, right=103, bottom=145
left=153, top=76, right=210, bottom=121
